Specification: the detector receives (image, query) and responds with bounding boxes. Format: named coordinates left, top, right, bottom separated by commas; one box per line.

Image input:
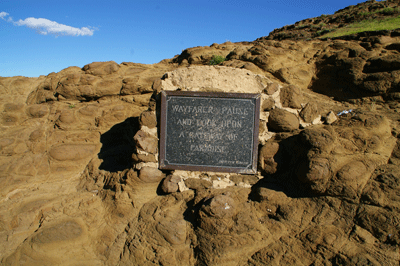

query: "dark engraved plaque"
left=159, top=91, right=260, bottom=174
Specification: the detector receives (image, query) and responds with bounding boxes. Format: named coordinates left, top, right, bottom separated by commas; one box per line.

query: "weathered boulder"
left=299, top=102, right=319, bottom=123
left=300, top=126, right=335, bottom=153
left=267, top=108, right=299, bottom=132
left=139, top=111, right=157, bottom=128
left=280, top=85, right=302, bottom=109
left=138, top=167, right=165, bottom=183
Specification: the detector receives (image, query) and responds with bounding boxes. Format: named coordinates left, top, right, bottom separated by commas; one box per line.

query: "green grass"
left=319, top=15, right=400, bottom=38
left=379, top=7, right=400, bottom=15
left=209, top=55, right=226, bottom=65
left=359, top=7, right=399, bottom=16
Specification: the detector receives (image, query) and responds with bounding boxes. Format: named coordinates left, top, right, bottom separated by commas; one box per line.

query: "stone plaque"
left=159, top=91, right=260, bottom=174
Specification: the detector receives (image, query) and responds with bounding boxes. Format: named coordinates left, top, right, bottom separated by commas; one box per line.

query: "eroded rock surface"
left=2, top=6, right=400, bottom=263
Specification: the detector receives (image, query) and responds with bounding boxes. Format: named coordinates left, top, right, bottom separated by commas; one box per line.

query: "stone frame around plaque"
left=159, top=91, right=260, bottom=174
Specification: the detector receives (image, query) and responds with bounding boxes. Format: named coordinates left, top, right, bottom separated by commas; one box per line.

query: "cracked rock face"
left=2, top=16, right=400, bottom=264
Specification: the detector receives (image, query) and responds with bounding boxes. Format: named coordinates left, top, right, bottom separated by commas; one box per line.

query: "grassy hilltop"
left=265, top=0, right=400, bottom=40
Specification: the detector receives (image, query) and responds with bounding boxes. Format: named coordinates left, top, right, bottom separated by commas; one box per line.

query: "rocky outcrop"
left=2, top=60, right=399, bottom=265
left=265, top=0, right=400, bottom=41
left=2, top=2, right=400, bottom=264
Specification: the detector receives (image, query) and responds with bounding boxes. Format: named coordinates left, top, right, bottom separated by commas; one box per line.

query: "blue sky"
left=1, top=0, right=367, bottom=77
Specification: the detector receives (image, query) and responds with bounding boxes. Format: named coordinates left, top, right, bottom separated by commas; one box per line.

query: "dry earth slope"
left=1, top=1, right=400, bottom=265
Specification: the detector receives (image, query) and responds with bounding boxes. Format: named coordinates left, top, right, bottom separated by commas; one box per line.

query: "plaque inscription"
left=159, top=91, right=260, bottom=174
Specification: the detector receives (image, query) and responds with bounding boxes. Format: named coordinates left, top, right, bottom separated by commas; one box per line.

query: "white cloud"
left=0, top=11, right=96, bottom=36
left=15, top=17, right=95, bottom=36
left=0, top=11, right=9, bottom=20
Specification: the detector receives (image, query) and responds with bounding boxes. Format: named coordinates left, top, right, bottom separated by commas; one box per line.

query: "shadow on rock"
left=98, top=117, right=140, bottom=172
left=250, top=133, right=311, bottom=201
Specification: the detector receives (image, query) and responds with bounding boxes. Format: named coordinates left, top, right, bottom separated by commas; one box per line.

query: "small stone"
left=264, top=83, right=279, bottom=95
left=184, top=178, right=212, bottom=190
left=139, top=111, right=157, bottom=128
left=262, top=98, right=275, bottom=111
left=267, top=108, right=299, bottom=132
left=161, top=175, right=181, bottom=193
left=325, top=111, right=337, bottom=124
left=138, top=167, right=165, bottom=183
left=134, top=130, right=158, bottom=154
left=132, top=153, right=157, bottom=163
left=299, top=103, right=319, bottom=123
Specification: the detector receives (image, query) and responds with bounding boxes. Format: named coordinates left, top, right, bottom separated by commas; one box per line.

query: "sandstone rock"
left=184, top=178, right=212, bottom=190
left=56, top=74, right=122, bottom=100
left=82, top=61, right=120, bottom=76
left=299, top=103, right=319, bottom=123
left=356, top=205, right=400, bottom=244
left=297, top=157, right=331, bottom=193
left=132, top=153, right=157, bottom=163
left=337, top=161, right=367, bottom=181
left=78, top=105, right=99, bottom=117
left=58, top=110, right=76, bottom=124
left=276, top=66, right=312, bottom=89
left=156, top=219, right=187, bottom=245
left=31, top=220, right=83, bottom=244
left=300, top=126, right=335, bottom=153
left=0, top=138, right=15, bottom=149
left=241, top=62, right=264, bottom=74
left=267, top=108, right=299, bottom=132
left=2, top=114, right=18, bottom=126
left=152, top=79, right=163, bottom=93
left=27, top=104, right=48, bottom=118
left=161, top=66, right=266, bottom=94
left=3, top=103, right=24, bottom=112
left=258, top=142, right=280, bottom=174
left=49, top=144, right=97, bottom=161
left=29, top=129, right=44, bottom=142
left=325, top=111, right=337, bottom=124
left=201, top=194, right=236, bottom=219
left=133, top=130, right=158, bottom=154
left=121, top=77, right=153, bottom=95
left=264, top=83, right=279, bottom=95
left=138, top=167, right=165, bottom=183
left=326, top=161, right=371, bottom=199
left=262, top=98, right=275, bottom=111
left=280, top=85, right=302, bottom=109
left=3, top=6, right=400, bottom=264
left=161, top=175, right=181, bottom=194
left=133, top=93, right=153, bottom=106
left=139, top=111, right=157, bottom=128
left=255, top=187, right=289, bottom=204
